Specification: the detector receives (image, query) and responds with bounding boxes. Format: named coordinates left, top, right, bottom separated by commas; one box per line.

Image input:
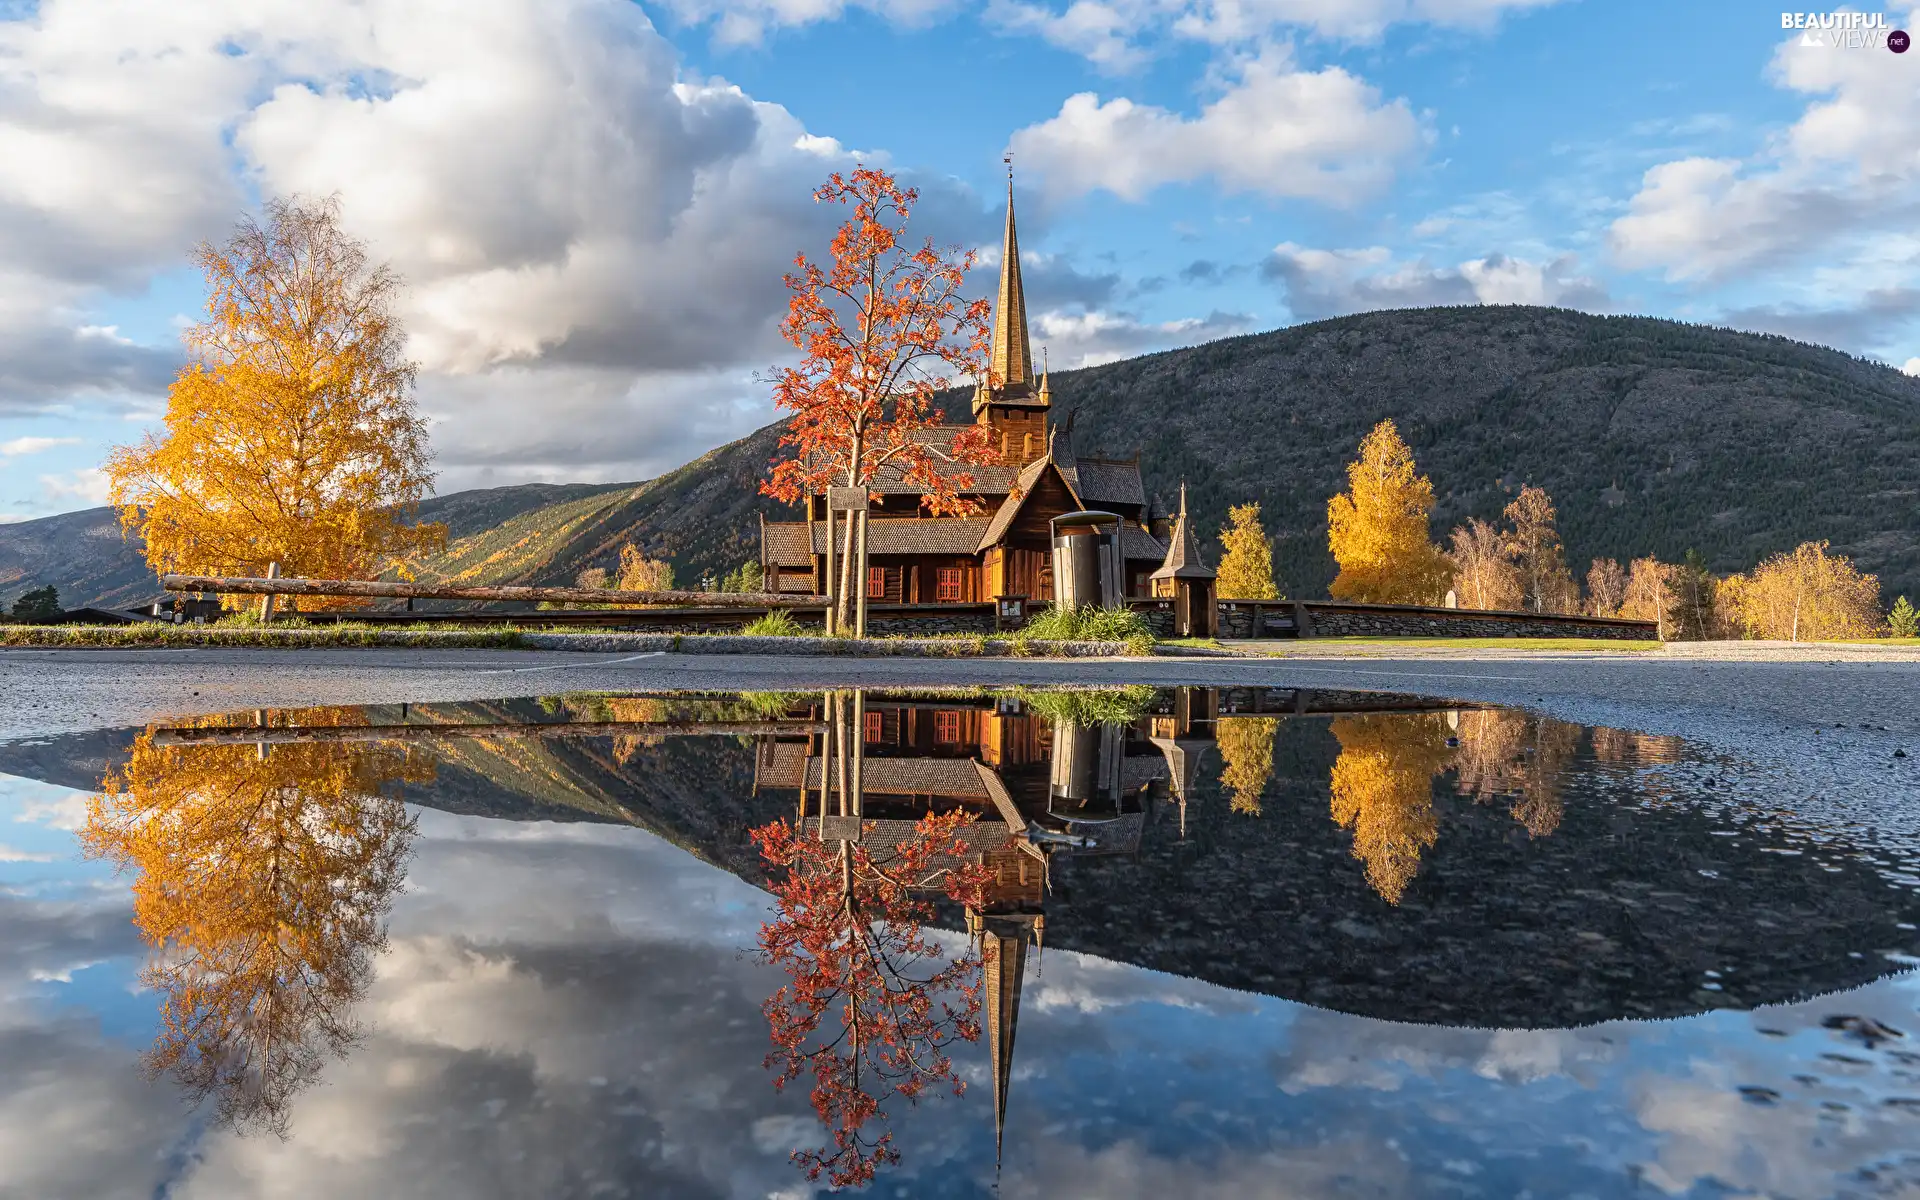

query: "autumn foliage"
left=1216, top=502, right=1281, bottom=600
left=1327, top=420, right=1452, bottom=604
left=82, top=709, right=426, bottom=1133
left=752, top=809, right=995, bottom=1188
left=762, top=168, right=999, bottom=624
left=1718, top=540, right=1881, bottom=641
left=1328, top=713, right=1451, bottom=903
left=104, top=197, right=442, bottom=602
left=1217, top=716, right=1279, bottom=815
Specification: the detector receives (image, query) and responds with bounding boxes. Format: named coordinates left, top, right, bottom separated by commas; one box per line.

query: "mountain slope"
left=0, top=480, right=632, bottom=610
left=486, top=305, right=1920, bottom=601
left=8, top=305, right=1920, bottom=607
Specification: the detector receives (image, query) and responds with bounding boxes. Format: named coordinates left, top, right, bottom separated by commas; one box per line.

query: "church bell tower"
left=974, top=163, right=1051, bottom=465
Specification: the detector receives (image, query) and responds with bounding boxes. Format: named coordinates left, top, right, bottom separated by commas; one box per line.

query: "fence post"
left=822, top=506, right=836, bottom=636
left=855, top=508, right=870, bottom=638
left=259, top=562, right=280, bottom=623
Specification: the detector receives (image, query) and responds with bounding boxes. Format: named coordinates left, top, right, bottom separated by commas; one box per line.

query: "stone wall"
left=1121, top=598, right=1177, bottom=638
left=1216, top=601, right=1301, bottom=639
left=1298, top=601, right=1656, bottom=641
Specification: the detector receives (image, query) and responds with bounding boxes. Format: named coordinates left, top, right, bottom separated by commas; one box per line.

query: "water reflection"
left=23, top=685, right=1915, bottom=1194
left=81, top=708, right=427, bottom=1134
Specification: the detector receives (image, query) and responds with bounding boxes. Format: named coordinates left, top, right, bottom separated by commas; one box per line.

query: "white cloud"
left=36, top=466, right=109, bottom=505
left=655, top=0, right=960, bottom=45
left=1609, top=13, right=1920, bottom=285
left=1262, top=241, right=1608, bottom=321
left=0, top=437, right=80, bottom=457
left=0, top=843, right=53, bottom=863
left=1903, top=357, right=1920, bottom=375
left=1010, top=49, right=1421, bottom=204
left=0, top=0, right=873, bottom=483
left=1032, top=306, right=1252, bottom=367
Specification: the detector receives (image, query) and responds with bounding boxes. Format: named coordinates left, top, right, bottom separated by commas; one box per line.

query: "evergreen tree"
left=1890, top=595, right=1918, bottom=639
left=1216, top=502, right=1281, bottom=600
left=9, top=586, right=60, bottom=620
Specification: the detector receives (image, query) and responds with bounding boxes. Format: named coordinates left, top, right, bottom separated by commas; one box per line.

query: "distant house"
left=760, top=181, right=1179, bottom=605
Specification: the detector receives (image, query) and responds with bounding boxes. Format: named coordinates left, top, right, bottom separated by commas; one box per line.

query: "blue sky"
left=0, top=0, right=1915, bottom=521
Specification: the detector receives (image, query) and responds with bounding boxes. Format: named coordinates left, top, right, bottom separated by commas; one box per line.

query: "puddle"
left=0, top=685, right=1917, bottom=1197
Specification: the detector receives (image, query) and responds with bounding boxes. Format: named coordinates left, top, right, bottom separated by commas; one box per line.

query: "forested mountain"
left=7, top=305, right=1919, bottom=608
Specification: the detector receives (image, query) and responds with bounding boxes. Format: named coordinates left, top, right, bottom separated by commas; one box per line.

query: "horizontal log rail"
left=161, top=574, right=828, bottom=609
left=152, top=719, right=824, bottom=747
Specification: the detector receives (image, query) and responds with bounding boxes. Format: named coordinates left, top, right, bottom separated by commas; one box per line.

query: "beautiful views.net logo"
left=1782, top=11, right=1910, bottom=50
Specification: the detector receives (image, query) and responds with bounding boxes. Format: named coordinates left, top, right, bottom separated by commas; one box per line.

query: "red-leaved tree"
left=752, top=809, right=994, bottom=1187
left=762, top=168, right=999, bottom=627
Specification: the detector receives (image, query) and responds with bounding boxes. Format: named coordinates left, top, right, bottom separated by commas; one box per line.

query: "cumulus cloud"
left=0, top=0, right=894, bottom=484
left=1262, top=241, right=1608, bottom=321
left=1010, top=49, right=1421, bottom=205
left=1609, top=13, right=1920, bottom=285
left=1032, top=306, right=1253, bottom=367
left=1904, top=357, right=1920, bottom=376
left=37, top=466, right=110, bottom=505
left=0, top=436, right=79, bottom=457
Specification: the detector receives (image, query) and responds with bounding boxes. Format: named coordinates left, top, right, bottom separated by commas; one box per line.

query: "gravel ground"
left=3, top=643, right=1915, bottom=843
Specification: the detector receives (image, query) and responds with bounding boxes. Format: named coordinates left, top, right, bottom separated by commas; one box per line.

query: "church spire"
left=971, top=908, right=1041, bottom=1170
left=990, top=162, right=1034, bottom=397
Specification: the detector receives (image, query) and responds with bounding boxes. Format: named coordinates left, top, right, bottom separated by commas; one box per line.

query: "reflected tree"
left=1329, top=714, right=1452, bottom=903
left=1449, top=710, right=1577, bottom=838
left=752, top=810, right=994, bottom=1188
left=82, top=710, right=427, bottom=1135
left=1217, top=717, right=1279, bottom=816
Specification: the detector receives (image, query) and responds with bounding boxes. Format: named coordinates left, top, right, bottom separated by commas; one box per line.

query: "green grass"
left=1020, top=605, right=1156, bottom=654
left=0, top=622, right=532, bottom=649
left=1001, top=685, right=1158, bottom=725
left=739, top=610, right=806, bottom=637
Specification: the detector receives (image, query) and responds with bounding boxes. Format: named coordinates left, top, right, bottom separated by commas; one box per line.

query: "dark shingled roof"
left=1152, top=493, right=1215, bottom=580
left=762, top=519, right=992, bottom=566
left=761, top=743, right=993, bottom=796
left=1064, top=458, right=1147, bottom=510
left=1121, top=525, right=1169, bottom=563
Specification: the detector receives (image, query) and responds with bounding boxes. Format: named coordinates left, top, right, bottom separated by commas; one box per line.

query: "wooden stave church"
left=759, top=177, right=1201, bottom=607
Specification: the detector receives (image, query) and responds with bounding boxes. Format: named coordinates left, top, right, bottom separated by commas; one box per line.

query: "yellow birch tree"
left=1503, top=486, right=1578, bottom=614
left=1216, top=502, right=1281, bottom=600
left=1720, top=541, right=1880, bottom=641
left=104, top=197, right=442, bottom=599
left=1327, top=420, right=1453, bottom=604
left=1217, top=716, right=1279, bottom=815
left=82, top=710, right=427, bottom=1133
left=1328, top=713, right=1452, bottom=903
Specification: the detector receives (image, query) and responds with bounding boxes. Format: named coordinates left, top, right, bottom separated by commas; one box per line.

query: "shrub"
left=1021, top=604, right=1153, bottom=645
left=1006, top=686, right=1157, bottom=725
left=741, top=609, right=807, bottom=637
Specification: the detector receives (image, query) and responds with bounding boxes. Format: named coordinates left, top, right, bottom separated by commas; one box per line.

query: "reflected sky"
left=0, top=688, right=1917, bottom=1198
